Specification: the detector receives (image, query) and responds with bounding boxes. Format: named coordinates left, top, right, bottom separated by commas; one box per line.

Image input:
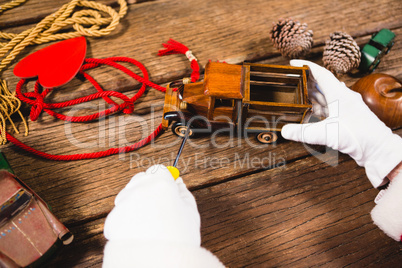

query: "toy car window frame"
left=0, top=189, right=32, bottom=227
left=214, top=98, right=234, bottom=108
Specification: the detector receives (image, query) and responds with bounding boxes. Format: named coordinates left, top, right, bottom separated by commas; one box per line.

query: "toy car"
left=0, top=153, right=73, bottom=267
left=359, top=28, right=395, bottom=73
left=162, top=62, right=312, bottom=144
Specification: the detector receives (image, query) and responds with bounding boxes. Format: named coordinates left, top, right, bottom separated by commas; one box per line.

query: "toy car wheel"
left=385, top=41, right=394, bottom=54
left=256, top=132, right=278, bottom=144
left=172, top=122, right=194, bottom=138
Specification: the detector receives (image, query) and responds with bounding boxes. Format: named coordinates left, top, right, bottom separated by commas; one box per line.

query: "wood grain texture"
left=197, top=153, right=402, bottom=267
left=0, top=0, right=127, bottom=29
left=2, top=0, right=402, bottom=92
left=0, top=0, right=401, bottom=266
left=42, top=151, right=402, bottom=267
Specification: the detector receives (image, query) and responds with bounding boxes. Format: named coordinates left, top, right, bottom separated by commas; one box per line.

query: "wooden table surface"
left=1, top=0, right=402, bottom=267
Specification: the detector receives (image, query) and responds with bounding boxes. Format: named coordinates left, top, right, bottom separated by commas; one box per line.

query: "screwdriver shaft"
left=173, top=125, right=191, bottom=167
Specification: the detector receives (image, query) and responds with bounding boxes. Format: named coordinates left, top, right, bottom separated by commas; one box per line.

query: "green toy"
left=359, top=29, right=395, bottom=73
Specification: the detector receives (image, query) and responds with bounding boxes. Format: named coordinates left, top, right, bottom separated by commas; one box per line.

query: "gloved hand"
left=103, top=165, right=224, bottom=267
left=371, top=169, right=402, bottom=242
left=282, top=60, right=402, bottom=188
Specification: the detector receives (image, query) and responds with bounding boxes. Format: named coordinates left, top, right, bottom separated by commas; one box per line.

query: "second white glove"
left=104, top=165, right=201, bottom=246
left=282, top=60, right=402, bottom=188
left=103, top=165, right=224, bottom=267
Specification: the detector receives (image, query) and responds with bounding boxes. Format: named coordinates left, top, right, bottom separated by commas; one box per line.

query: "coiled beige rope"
left=0, top=0, right=28, bottom=14
left=0, top=0, right=128, bottom=144
left=0, top=0, right=127, bottom=72
left=0, top=80, right=27, bottom=144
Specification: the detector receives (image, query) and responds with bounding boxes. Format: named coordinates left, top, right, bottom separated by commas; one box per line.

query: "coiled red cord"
left=10, top=57, right=166, bottom=161
left=7, top=39, right=199, bottom=161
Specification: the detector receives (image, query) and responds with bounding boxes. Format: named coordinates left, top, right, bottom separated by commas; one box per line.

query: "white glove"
left=371, top=170, right=402, bottom=241
left=282, top=60, right=402, bottom=188
left=103, top=165, right=224, bottom=267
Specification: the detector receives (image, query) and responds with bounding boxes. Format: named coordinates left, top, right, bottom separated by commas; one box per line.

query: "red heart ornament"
left=14, top=37, right=87, bottom=88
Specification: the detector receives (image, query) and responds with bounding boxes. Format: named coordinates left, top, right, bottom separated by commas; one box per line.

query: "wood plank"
left=0, top=0, right=157, bottom=29
left=44, top=218, right=106, bottom=268
left=0, top=27, right=401, bottom=226
left=0, top=0, right=401, bottom=266
left=0, top=0, right=127, bottom=29
left=197, top=153, right=402, bottom=267
left=2, top=0, right=402, bottom=95
left=0, top=112, right=318, bottom=224
left=42, top=152, right=402, bottom=267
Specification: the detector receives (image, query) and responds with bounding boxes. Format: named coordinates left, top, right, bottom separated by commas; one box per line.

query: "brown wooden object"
left=352, top=73, right=402, bottom=129
left=204, top=62, right=244, bottom=99
left=163, top=62, right=312, bottom=143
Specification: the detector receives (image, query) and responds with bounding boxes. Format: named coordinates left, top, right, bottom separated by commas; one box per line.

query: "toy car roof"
left=203, top=62, right=244, bottom=99
left=0, top=172, right=22, bottom=205
left=372, top=28, right=395, bottom=47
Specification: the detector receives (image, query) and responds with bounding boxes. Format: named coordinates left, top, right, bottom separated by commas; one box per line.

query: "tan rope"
left=0, top=0, right=128, bottom=143
left=0, top=80, right=28, bottom=144
left=0, top=0, right=27, bottom=14
left=0, top=0, right=128, bottom=73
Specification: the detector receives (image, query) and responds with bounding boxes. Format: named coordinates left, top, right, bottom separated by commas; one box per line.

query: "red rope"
left=9, top=57, right=166, bottom=161
left=7, top=40, right=199, bottom=161
left=158, top=39, right=200, bottom=82
left=6, top=124, right=163, bottom=161
left=16, top=57, right=166, bottom=122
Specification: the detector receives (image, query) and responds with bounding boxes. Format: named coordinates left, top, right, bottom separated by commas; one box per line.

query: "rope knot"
left=158, top=39, right=200, bottom=82
left=122, top=100, right=134, bottom=114
left=185, top=50, right=197, bottom=62
left=72, top=9, right=103, bottom=36
left=29, top=92, right=44, bottom=121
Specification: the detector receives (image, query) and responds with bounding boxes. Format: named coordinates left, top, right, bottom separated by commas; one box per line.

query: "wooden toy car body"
left=0, top=155, right=73, bottom=267
left=162, top=62, right=312, bottom=143
left=360, top=29, right=395, bottom=73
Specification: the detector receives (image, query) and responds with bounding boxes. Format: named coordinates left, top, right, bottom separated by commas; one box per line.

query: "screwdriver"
left=167, top=125, right=191, bottom=180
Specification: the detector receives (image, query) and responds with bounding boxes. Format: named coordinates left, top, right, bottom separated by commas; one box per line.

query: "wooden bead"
left=351, top=73, right=402, bottom=129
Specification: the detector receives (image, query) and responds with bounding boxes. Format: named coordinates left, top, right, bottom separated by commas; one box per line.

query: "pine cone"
left=270, top=18, right=313, bottom=58
left=323, top=32, right=361, bottom=74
